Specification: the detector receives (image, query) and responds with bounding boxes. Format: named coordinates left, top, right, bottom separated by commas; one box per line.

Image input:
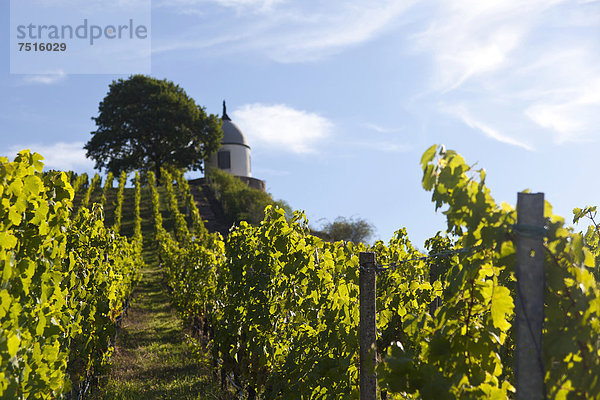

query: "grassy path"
left=90, top=247, right=225, bottom=400
left=89, top=184, right=230, bottom=400
left=92, top=193, right=230, bottom=400
left=90, top=246, right=224, bottom=400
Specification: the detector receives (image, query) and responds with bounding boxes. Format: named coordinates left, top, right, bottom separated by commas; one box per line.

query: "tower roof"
left=222, top=101, right=249, bottom=148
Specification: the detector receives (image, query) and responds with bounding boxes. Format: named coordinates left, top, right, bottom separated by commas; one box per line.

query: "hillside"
left=74, top=177, right=229, bottom=239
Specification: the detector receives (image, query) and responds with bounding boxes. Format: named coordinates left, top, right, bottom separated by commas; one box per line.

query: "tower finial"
left=222, top=100, right=231, bottom=121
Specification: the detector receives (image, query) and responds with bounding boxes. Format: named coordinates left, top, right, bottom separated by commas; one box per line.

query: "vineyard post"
left=359, top=252, right=377, bottom=400
left=515, top=192, right=545, bottom=400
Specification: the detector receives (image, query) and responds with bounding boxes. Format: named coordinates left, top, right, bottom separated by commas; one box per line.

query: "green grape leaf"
left=0, top=232, right=17, bottom=249
left=8, top=207, right=21, bottom=226
left=0, top=290, right=10, bottom=319
left=6, top=334, right=20, bottom=358
left=491, top=285, right=513, bottom=331
left=23, top=175, right=43, bottom=195
left=32, top=152, right=44, bottom=172
left=421, top=145, right=438, bottom=167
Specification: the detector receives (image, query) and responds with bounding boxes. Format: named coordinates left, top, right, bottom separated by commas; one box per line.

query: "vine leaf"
left=490, top=281, right=513, bottom=332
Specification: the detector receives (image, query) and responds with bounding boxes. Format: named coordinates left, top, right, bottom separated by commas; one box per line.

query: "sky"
left=2, top=0, right=600, bottom=248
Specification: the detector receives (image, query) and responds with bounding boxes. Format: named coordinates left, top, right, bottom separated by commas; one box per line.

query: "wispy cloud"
left=24, top=0, right=149, bottom=12
left=364, top=123, right=402, bottom=134
left=6, top=142, right=93, bottom=171
left=445, top=105, right=533, bottom=151
left=152, top=32, right=249, bottom=54
left=155, top=0, right=600, bottom=147
left=232, top=103, right=333, bottom=154
left=414, top=0, right=565, bottom=92
left=21, top=70, right=66, bottom=85
left=413, top=0, right=600, bottom=147
left=154, top=0, right=416, bottom=62
left=346, top=140, right=412, bottom=153
left=262, top=1, right=416, bottom=62
left=158, top=0, right=282, bottom=14
left=521, top=49, right=600, bottom=144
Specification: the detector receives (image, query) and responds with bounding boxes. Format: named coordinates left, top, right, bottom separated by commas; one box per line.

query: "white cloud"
left=412, top=0, right=600, bottom=146
left=414, top=0, right=561, bottom=92
left=364, top=123, right=401, bottom=134
left=23, top=0, right=148, bottom=12
left=521, top=49, right=600, bottom=143
left=445, top=105, right=533, bottom=151
left=347, top=140, right=412, bottom=153
left=155, top=0, right=600, bottom=147
left=154, top=0, right=415, bottom=62
left=6, top=142, right=93, bottom=171
left=22, top=70, right=66, bottom=85
left=232, top=104, right=333, bottom=154
left=263, top=1, right=416, bottom=62
left=525, top=90, right=600, bottom=144
left=152, top=32, right=249, bottom=54
left=159, top=0, right=283, bottom=14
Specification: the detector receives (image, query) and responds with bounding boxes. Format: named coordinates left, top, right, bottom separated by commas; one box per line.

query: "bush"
left=207, top=168, right=290, bottom=225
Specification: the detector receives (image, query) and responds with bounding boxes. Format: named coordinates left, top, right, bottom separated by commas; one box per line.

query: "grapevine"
left=4, top=144, right=596, bottom=399
left=0, top=151, right=140, bottom=399
left=80, top=173, right=100, bottom=210
left=99, top=171, right=114, bottom=209
left=133, top=170, right=142, bottom=247
left=161, top=168, right=190, bottom=243
left=173, top=168, right=209, bottom=238
left=71, top=172, right=88, bottom=198
left=149, top=146, right=600, bottom=399
left=112, top=170, right=127, bottom=234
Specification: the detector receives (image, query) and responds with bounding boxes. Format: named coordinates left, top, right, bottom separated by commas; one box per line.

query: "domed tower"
left=206, top=101, right=252, bottom=177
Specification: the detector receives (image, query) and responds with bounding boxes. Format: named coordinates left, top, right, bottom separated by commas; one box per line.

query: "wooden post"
left=359, top=252, right=377, bottom=400
left=515, top=192, right=545, bottom=400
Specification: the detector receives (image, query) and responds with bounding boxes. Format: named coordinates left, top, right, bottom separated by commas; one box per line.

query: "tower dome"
left=221, top=107, right=249, bottom=148
left=205, top=101, right=252, bottom=177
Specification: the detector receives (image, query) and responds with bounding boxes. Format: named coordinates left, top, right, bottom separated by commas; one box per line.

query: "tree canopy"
left=320, top=216, right=375, bottom=244
left=85, top=75, right=222, bottom=178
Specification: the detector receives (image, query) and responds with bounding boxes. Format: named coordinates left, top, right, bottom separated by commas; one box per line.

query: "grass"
left=89, top=257, right=224, bottom=399
left=84, top=179, right=232, bottom=400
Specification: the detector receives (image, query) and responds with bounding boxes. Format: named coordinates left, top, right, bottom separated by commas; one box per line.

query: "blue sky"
left=2, top=0, right=600, bottom=247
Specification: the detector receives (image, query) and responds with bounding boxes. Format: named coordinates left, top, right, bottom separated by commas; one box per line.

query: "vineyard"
left=2, top=145, right=600, bottom=399
left=0, top=151, right=142, bottom=398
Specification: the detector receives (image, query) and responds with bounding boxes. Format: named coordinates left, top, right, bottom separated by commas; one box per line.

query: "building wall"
left=206, top=143, right=251, bottom=177
left=237, top=176, right=265, bottom=192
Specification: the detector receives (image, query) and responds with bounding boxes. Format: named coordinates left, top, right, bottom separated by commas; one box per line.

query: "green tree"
left=85, top=75, right=222, bottom=179
left=207, top=168, right=292, bottom=225
left=321, top=216, right=375, bottom=243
